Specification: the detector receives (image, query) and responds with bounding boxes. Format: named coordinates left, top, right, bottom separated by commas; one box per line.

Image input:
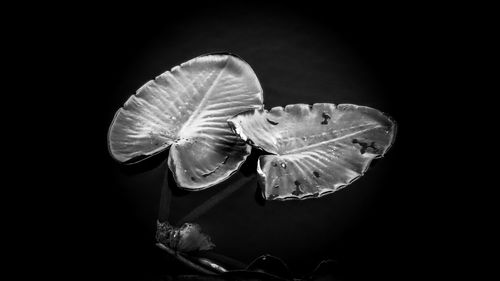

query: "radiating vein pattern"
left=108, top=54, right=263, bottom=190
left=229, top=103, right=396, bottom=200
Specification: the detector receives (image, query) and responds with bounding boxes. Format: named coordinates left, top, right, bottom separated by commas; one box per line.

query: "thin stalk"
left=158, top=160, right=172, bottom=222
left=176, top=175, right=255, bottom=225
left=156, top=243, right=216, bottom=275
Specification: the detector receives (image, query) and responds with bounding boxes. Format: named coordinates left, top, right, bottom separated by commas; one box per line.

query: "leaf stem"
left=156, top=243, right=217, bottom=275
left=158, top=160, right=172, bottom=221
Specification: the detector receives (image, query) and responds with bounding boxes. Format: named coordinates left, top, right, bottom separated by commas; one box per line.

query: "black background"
left=16, top=4, right=458, bottom=281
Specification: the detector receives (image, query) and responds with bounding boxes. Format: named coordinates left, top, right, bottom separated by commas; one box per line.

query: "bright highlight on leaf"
left=108, top=54, right=263, bottom=190
left=228, top=103, right=396, bottom=200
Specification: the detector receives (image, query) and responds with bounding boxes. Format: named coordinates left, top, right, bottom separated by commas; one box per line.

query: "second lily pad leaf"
left=108, top=54, right=263, bottom=190
left=228, top=103, right=396, bottom=200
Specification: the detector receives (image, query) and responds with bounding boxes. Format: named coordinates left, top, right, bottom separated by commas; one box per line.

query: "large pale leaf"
left=228, top=103, right=396, bottom=200
left=108, top=54, right=263, bottom=190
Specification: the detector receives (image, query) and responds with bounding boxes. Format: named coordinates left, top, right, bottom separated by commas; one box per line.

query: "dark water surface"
left=46, top=5, right=441, bottom=281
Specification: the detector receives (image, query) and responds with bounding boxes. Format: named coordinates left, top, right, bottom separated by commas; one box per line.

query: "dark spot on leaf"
left=266, top=118, right=279, bottom=125
left=352, top=139, right=379, bottom=154
left=313, top=171, right=320, bottom=178
left=191, top=176, right=196, bottom=181
left=292, top=180, right=303, bottom=196
left=272, top=162, right=277, bottom=167
left=309, top=104, right=314, bottom=110
left=268, top=194, right=278, bottom=200
left=273, top=185, right=279, bottom=189
left=321, top=112, right=331, bottom=125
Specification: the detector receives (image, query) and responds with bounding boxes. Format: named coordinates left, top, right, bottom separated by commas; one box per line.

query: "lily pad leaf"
left=228, top=103, right=396, bottom=200
left=108, top=54, right=263, bottom=189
